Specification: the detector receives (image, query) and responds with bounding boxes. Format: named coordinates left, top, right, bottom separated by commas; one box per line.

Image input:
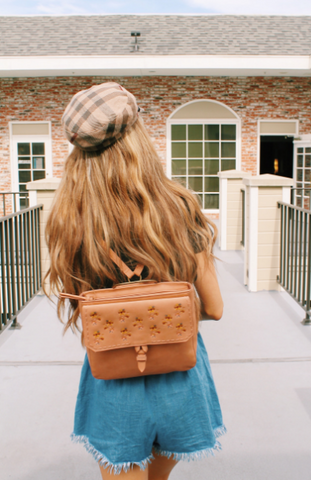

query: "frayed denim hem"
left=71, top=425, right=226, bottom=473
left=70, top=433, right=154, bottom=474
left=153, top=425, right=227, bottom=462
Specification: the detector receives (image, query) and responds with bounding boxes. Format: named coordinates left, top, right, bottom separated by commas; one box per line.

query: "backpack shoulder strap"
left=102, top=241, right=144, bottom=280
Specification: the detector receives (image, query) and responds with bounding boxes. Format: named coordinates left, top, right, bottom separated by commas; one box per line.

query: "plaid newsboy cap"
left=62, top=82, right=138, bottom=151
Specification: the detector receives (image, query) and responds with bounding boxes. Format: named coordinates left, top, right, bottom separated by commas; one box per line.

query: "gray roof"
left=0, top=15, right=311, bottom=56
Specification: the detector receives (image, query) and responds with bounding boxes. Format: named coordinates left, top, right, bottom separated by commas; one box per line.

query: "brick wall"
left=1, top=74, right=311, bottom=195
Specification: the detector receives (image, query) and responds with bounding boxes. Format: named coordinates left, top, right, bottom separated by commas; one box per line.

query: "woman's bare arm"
left=194, top=251, right=223, bottom=321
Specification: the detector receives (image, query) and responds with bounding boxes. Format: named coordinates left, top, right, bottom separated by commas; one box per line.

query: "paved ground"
left=1, top=245, right=311, bottom=480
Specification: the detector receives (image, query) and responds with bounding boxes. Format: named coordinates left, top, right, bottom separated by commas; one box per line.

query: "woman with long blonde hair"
left=45, top=83, right=225, bottom=480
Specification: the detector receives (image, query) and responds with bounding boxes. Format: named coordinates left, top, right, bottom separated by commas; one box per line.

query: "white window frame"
left=167, top=106, right=241, bottom=214
left=256, top=119, right=299, bottom=175
left=293, top=135, right=311, bottom=201
left=9, top=121, right=52, bottom=192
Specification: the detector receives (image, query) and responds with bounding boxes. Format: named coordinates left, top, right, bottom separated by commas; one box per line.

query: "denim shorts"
left=71, top=332, right=226, bottom=474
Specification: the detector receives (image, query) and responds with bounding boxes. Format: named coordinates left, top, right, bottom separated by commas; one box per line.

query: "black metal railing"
left=278, top=201, right=311, bottom=325
left=241, top=188, right=245, bottom=246
left=0, top=204, right=43, bottom=332
left=291, top=188, right=311, bottom=210
left=0, top=192, right=29, bottom=217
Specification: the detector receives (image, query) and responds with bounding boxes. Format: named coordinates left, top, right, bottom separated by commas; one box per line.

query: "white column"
left=218, top=170, right=252, bottom=251
left=219, top=177, right=227, bottom=250
left=243, top=174, right=294, bottom=292
left=27, top=178, right=61, bottom=294
left=248, top=186, right=258, bottom=292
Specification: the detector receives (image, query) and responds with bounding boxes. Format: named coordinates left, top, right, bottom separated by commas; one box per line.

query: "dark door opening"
left=260, top=135, right=293, bottom=178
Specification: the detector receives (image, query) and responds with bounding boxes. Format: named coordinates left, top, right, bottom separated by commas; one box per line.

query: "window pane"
left=33, top=157, right=45, bottom=169
left=297, top=147, right=303, bottom=153
left=188, top=142, right=203, bottom=158
left=305, top=170, right=311, bottom=183
left=221, top=142, right=236, bottom=158
left=188, top=177, right=203, bottom=192
left=297, top=197, right=302, bottom=207
left=188, top=125, right=203, bottom=141
left=171, top=125, right=186, bottom=141
left=196, top=194, right=203, bottom=207
left=297, top=155, right=303, bottom=168
left=19, top=171, right=31, bottom=183
left=172, top=142, right=186, bottom=158
left=172, top=160, right=186, bottom=175
left=306, top=147, right=311, bottom=154
left=205, top=142, right=219, bottom=158
left=33, top=171, right=46, bottom=181
left=221, top=159, right=236, bottom=171
left=204, top=177, right=219, bottom=192
left=297, top=169, right=303, bottom=181
left=173, top=176, right=187, bottom=188
left=204, top=194, right=219, bottom=209
left=188, top=160, right=202, bottom=175
left=18, top=163, right=31, bottom=170
left=19, top=184, right=27, bottom=192
left=18, top=143, right=30, bottom=155
left=221, top=125, right=236, bottom=140
left=18, top=157, right=31, bottom=170
left=305, top=155, right=311, bottom=167
left=20, top=197, right=28, bottom=208
left=205, top=160, right=219, bottom=175
left=32, top=143, right=45, bottom=155
left=205, top=125, right=219, bottom=140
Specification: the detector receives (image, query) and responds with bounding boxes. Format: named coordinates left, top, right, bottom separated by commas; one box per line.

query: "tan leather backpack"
left=60, top=251, right=198, bottom=380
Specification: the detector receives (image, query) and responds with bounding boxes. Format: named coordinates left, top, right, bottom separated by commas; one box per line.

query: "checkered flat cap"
left=62, top=82, right=138, bottom=151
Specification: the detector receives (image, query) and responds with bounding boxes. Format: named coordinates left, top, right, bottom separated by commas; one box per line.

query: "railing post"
left=27, top=178, right=61, bottom=294
left=302, top=212, right=311, bottom=325
left=0, top=205, right=43, bottom=333
left=243, top=174, right=293, bottom=292
left=218, top=170, right=252, bottom=251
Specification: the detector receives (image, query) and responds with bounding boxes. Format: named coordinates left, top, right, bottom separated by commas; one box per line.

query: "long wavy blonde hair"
left=45, top=117, right=216, bottom=334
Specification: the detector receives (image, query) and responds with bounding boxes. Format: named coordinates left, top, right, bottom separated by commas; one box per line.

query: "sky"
left=1, top=0, right=311, bottom=16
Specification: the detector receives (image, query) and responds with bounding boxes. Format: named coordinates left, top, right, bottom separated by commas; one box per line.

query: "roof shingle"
left=0, top=15, right=310, bottom=56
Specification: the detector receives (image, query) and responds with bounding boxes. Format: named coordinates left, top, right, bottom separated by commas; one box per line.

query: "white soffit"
left=0, top=55, right=311, bottom=77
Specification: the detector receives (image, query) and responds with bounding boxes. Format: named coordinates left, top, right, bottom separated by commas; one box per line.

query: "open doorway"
left=260, top=135, right=293, bottom=178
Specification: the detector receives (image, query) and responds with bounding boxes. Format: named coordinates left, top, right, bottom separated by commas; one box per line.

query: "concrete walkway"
left=1, top=245, right=311, bottom=480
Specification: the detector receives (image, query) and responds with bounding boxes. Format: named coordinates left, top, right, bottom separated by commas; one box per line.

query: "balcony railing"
left=277, top=201, right=311, bottom=325
left=0, top=192, right=29, bottom=217
left=0, top=204, right=43, bottom=332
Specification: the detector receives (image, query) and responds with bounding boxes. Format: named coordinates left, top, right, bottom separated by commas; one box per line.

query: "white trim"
left=219, top=178, right=227, bottom=250
left=293, top=137, right=311, bottom=192
left=257, top=119, right=299, bottom=175
left=258, top=118, right=299, bottom=135
left=10, top=120, right=51, bottom=126
left=1, top=55, right=310, bottom=77
left=282, top=186, right=291, bottom=204
left=244, top=186, right=248, bottom=286
left=68, top=142, right=74, bottom=154
left=166, top=102, right=241, bottom=214
left=9, top=122, right=53, bottom=192
left=28, top=190, right=37, bottom=207
left=248, top=186, right=258, bottom=292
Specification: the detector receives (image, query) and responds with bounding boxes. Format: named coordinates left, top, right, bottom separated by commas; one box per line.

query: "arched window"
left=167, top=100, right=240, bottom=212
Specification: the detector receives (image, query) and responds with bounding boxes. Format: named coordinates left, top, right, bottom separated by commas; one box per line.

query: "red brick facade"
left=1, top=74, right=311, bottom=196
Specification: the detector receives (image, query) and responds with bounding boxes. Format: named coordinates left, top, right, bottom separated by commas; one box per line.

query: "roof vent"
left=131, top=32, right=141, bottom=52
